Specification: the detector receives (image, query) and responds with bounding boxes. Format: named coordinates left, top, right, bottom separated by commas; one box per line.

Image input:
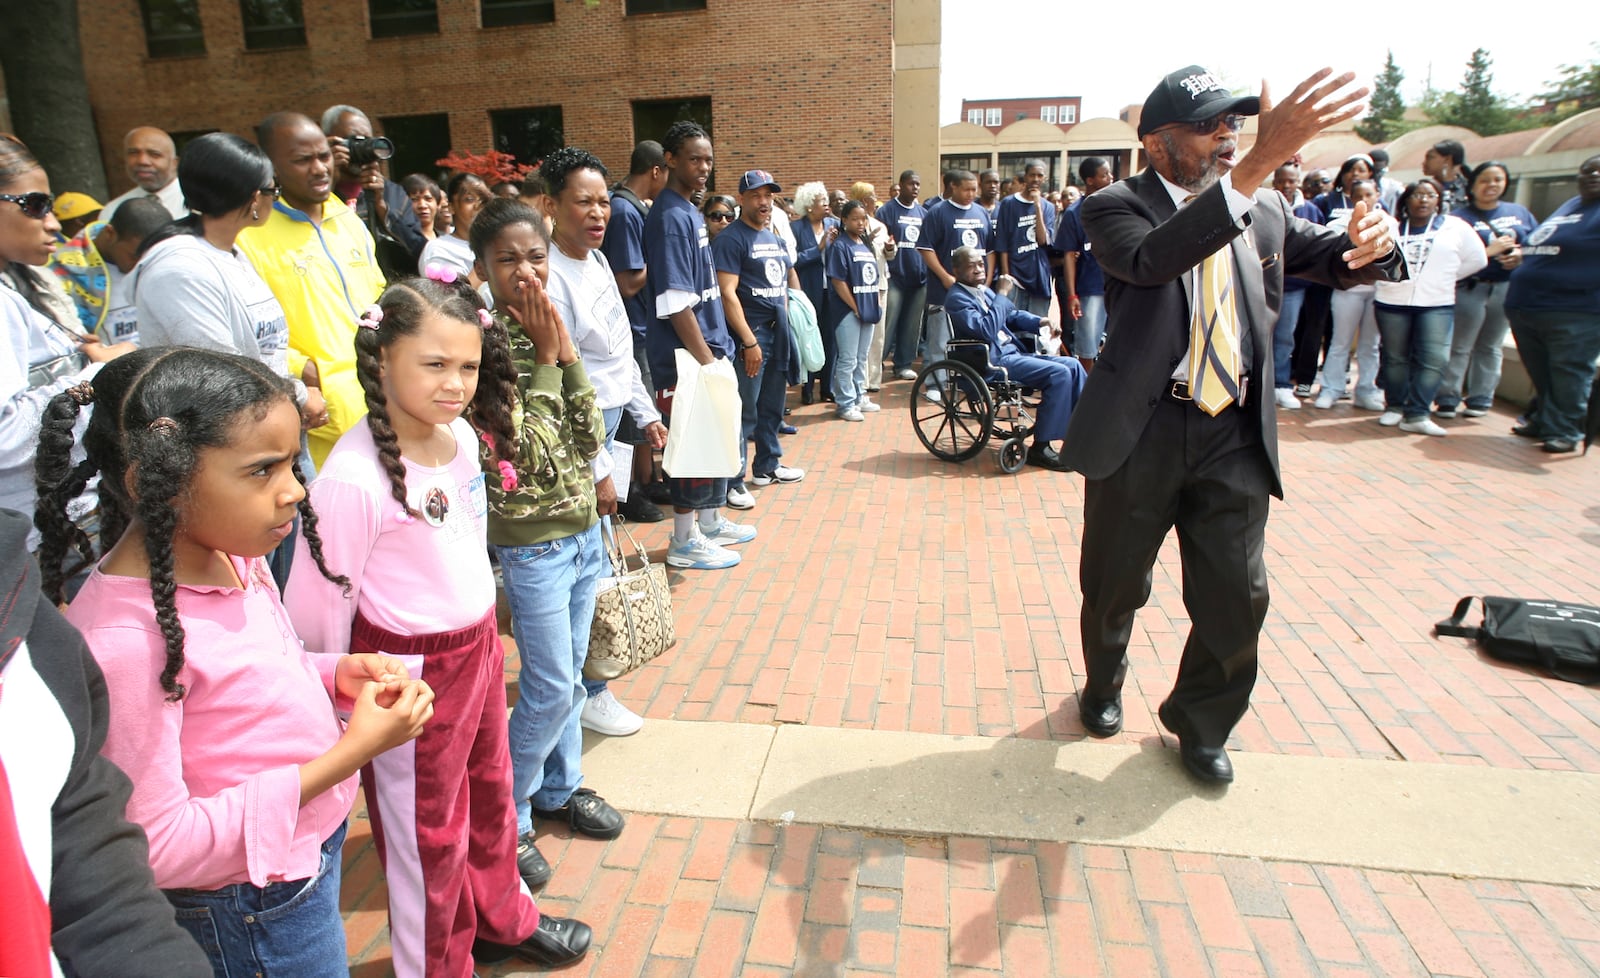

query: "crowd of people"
left=2, top=77, right=1597, bottom=977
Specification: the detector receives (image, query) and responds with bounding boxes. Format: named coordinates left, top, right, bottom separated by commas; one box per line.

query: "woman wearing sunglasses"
left=1, top=133, right=134, bottom=528
left=701, top=194, right=737, bottom=241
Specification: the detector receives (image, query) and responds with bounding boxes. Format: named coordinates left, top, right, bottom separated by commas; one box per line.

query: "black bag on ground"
left=1434, top=596, right=1600, bottom=684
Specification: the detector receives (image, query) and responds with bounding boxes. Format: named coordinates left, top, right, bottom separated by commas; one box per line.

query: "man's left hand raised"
left=1340, top=199, right=1395, bottom=269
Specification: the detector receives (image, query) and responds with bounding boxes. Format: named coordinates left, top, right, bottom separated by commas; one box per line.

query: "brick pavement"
left=345, top=379, right=1600, bottom=975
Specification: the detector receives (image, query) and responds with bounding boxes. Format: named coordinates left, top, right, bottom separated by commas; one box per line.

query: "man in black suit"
left=1062, top=66, right=1404, bottom=783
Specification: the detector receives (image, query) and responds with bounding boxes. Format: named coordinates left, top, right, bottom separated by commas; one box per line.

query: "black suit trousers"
left=1078, top=394, right=1273, bottom=747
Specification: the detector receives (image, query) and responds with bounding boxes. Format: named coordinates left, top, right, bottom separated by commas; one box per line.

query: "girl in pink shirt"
left=33, top=347, right=435, bottom=978
left=283, top=275, right=592, bottom=975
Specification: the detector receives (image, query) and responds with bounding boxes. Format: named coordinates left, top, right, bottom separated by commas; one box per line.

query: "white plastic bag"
left=662, top=349, right=743, bottom=478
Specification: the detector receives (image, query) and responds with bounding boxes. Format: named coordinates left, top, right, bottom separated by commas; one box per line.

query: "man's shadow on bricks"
left=746, top=709, right=1219, bottom=975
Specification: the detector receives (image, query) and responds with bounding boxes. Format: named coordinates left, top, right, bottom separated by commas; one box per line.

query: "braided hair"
left=355, top=276, right=492, bottom=517
left=32, top=347, right=348, bottom=700
left=467, top=197, right=548, bottom=464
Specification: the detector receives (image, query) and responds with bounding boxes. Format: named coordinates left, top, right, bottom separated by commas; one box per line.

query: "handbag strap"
left=602, top=515, right=651, bottom=573
left=1433, top=595, right=1482, bottom=638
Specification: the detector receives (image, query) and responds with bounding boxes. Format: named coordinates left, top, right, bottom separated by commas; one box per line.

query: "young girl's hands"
left=336, top=653, right=410, bottom=707
left=344, top=679, right=434, bottom=758
left=507, top=273, right=567, bottom=366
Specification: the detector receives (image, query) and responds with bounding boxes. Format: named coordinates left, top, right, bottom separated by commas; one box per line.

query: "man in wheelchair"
left=945, top=246, right=1087, bottom=470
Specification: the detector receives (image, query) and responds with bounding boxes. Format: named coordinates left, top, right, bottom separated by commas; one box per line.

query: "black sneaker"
left=619, top=493, right=664, bottom=523
left=472, top=914, right=593, bottom=968
left=532, top=787, right=626, bottom=839
left=643, top=481, right=672, bottom=504
left=516, top=832, right=551, bottom=888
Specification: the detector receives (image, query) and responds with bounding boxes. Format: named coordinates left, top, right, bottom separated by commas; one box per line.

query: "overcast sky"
left=939, top=8, right=1596, bottom=125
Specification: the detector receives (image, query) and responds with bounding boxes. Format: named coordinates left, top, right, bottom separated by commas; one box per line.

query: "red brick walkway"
left=345, top=379, right=1600, bottom=975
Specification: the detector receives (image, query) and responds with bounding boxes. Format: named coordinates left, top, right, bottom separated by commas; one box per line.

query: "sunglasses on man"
left=0, top=191, right=55, bottom=220
left=1167, top=113, right=1245, bottom=136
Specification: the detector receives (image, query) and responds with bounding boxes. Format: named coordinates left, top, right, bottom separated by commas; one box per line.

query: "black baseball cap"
left=1138, top=66, right=1261, bottom=138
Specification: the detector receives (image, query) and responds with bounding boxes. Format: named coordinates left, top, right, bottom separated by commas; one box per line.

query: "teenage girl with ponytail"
left=33, top=346, right=435, bottom=978
left=282, top=273, right=592, bottom=974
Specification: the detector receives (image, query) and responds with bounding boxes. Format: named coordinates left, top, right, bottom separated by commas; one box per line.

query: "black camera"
left=346, top=135, right=395, bottom=168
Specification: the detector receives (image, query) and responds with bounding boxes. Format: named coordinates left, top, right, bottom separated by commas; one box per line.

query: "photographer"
left=321, top=104, right=427, bottom=276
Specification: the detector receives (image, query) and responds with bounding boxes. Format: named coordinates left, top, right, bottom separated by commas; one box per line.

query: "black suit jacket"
left=1061, top=170, right=1401, bottom=498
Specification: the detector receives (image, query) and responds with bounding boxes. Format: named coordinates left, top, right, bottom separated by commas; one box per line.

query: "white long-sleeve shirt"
left=1375, top=214, right=1488, bottom=308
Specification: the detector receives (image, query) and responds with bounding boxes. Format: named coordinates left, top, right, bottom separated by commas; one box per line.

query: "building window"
left=370, top=0, right=438, bottom=37
left=240, top=0, right=306, bottom=49
left=625, top=0, right=706, bottom=12
left=967, top=109, right=983, bottom=126
left=171, top=129, right=220, bottom=154
left=985, top=108, right=1001, bottom=126
left=1060, top=105, right=1076, bottom=124
left=139, top=0, right=205, bottom=58
left=1040, top=105, right=1056, bottom=124
left=491, top=106, right=565, bottom=167
left=481, top=0, right=554, bottom=27
left=631, top=97, right=713, bottom=145
left=379, top=113, right=453, bottom=181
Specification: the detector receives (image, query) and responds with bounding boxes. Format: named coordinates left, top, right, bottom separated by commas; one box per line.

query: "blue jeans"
left=738, top=318, right=788, bottom=480
left=1071, top=295, right=1107, bottom=359
left=1508, top=307, right=1600, bottom=442
left=1375, top=303, right=1454, bottom=421
left=583, top=407, right=627, bottom=700
left=832, top=311, right=875, bottom=411
left=498, top=521, right=604, bottom=834
left=166, top=822, right=349, bottom=978
left=1441, top=280, right=1510, bottom=410
left=885, top=279, right=926, bottom=371
left=1273, top=289, right=1307, bottom=389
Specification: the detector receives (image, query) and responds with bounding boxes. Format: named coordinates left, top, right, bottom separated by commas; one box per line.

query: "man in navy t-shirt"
left=713, top=169, right=804, bottom=491
left=643, top=120, right=750, bottom=571
left=877, top=169, right=928, bottom=379
left=993, top=159, right=1057, bottom=320
left=1053, top=156, right=1113, bottom=367
left=918, top=170, right=994, bottom=392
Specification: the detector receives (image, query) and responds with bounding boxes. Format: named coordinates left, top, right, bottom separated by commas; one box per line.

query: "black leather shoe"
left=532, top=787, right=625, bottom=839
left=801, top=385, right=815, bottom=405
left=1541, top=438, right=1578, bottom=454
left=1079, top=693, right=1122, bottom=737
left=516, top=832, right=551, bottom=889
left=1026, top=443, right=1072, bottom=472
left=1157, top=700, right=1234, bottom=784
left=643, top=481, right=672, bottom=504
left=779, top=423, right=798, bottom=436
left=619, top=493, right=664, bottom=523
left=473, top=914, right=593, bottom=968
left=1511, top=422, right=1544, bottom=438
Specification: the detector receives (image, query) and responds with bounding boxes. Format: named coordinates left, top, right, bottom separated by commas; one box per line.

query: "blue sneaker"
left=666, top=534, right=740, bottom=570
left=699, top=516, right=757, bottom=546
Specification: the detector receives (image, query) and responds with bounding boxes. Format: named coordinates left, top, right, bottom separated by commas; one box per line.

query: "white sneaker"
left=1461, top=406, right=1489, bottom=418
left=1273, top=388, right=1302, bottom=410
left=1353, top=393, right=1386, bottom=412
left=750, top=464, right=805, bottom=486
left=725, top=485, right=756, bottom=510
left=1378, top=409, right=1404, bottom=427
left=581, top=688, right=643, bottom=736
left=859, top=399, right=882, bottom=413
left=839, top=407, right=865, bottom=422
left=1313, top=389, right=1338, bottom=409
left=699, top=515, right=757, bottom=546
left=922, top=387, right=942, bottom=404
left=666, top=534, right=740, bottom=569
left=1399, top=418, right=1448, bottom=436
left=896, top=368, right=918, bottom=381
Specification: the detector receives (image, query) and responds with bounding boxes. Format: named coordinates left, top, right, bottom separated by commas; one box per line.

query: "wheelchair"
left=909, top=339, right=1036, bottom=473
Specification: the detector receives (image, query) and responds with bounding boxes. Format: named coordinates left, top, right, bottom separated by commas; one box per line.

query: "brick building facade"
left=959, top=96, right=1082, bottom=133
left=79, top=0, right=923, bottom=199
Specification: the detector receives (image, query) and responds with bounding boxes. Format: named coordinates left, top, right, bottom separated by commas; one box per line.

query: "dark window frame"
left=490, top=105, right=566, bottom=169
left=369, top=0, right=439, bottom=38
left=240, top=0, right=307, bottom=50
left=481, top=0, right=554, bottom=27
left=624, top=0, right=706, bottom=14
left=139, top=0, right=206, bottom=58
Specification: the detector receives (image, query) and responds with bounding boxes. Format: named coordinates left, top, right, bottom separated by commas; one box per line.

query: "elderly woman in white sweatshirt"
left=1372, top=178, right=1488, bottom=436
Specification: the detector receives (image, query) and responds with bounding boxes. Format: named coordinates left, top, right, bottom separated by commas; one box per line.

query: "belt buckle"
left=1169, top=381, right=1192, bottom=401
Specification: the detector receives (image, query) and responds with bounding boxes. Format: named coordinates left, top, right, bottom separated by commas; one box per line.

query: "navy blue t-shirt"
left=643, top=186, right=733, bottom=389
left=711, top=219, right=791, bottom=326
left=876, top=197, right=928, bottom=287
left=825, top=236, right=884, bottom=325
left=1051, top=200, right=1103, bottom=297
left=1506, top=196, right=1600, bottom=314
left=601, top=192, right=649, bottom=338
left=993, top=193, right=1056, bottom=297
left=1454, top=201, right=1539, bottom=283
left=918, top=200, right=993, bottom=307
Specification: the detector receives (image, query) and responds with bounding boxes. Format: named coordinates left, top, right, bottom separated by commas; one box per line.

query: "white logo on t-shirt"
left=764, top=258, right=784, bottom=286
left=904, top=224, right=921, bottom=244
left=863, top=263, right=878, bottom=286
left=960, top=229, right=978, bottom=248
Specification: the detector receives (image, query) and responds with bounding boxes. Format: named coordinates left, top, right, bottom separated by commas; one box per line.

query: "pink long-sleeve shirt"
left=64, top=555, right=357, bottom=889
left=284, top=417, right=495, bottom=654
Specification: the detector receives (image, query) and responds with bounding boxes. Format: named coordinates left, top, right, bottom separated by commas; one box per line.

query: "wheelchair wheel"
left=910, top=359, right=993, bottom=462
left=997, top=437, right=1027, bottom=474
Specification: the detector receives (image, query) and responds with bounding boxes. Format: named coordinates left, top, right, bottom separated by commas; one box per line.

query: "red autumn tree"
left=434, top=150, right=536, bottom=184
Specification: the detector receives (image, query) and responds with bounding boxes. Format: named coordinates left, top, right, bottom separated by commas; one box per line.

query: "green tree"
left=0, top=0, right=107, bottom=197
left=1538, top=44, right=1600, bottom=114
left=1432, top=48, right=1512, bottom=135
left=1357, top=51, right=1406, bottom=143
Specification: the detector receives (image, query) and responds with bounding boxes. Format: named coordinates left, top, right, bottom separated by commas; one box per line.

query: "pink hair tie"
left=424, top=262, right=458, bottom=285
left=477, top=308, right=493, bottom=328
left=497, top=460, right=519, bottom=491
left=394, top=510, right=416, bottom=525
left=358, top=305, right=383, bottom=330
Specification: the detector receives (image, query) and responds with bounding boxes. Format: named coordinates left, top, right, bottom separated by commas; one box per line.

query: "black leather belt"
left=1166, top=376, right=1250, bottom=406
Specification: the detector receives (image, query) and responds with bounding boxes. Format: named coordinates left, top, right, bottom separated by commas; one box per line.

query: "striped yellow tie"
left=1188, top=241, right=1241, bottom=415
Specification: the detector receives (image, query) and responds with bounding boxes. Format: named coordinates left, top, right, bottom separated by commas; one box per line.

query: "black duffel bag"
left=1435, top=596, right=1600, bottom=685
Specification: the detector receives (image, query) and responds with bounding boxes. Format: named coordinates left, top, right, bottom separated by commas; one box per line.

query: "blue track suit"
left=944, top=283, right=1086, bottom=442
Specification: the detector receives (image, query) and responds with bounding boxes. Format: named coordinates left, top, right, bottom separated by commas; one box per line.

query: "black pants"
left=1078, top=395, right=1273, bottom=747
left=1292, top=285, right=1332, bottom=385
